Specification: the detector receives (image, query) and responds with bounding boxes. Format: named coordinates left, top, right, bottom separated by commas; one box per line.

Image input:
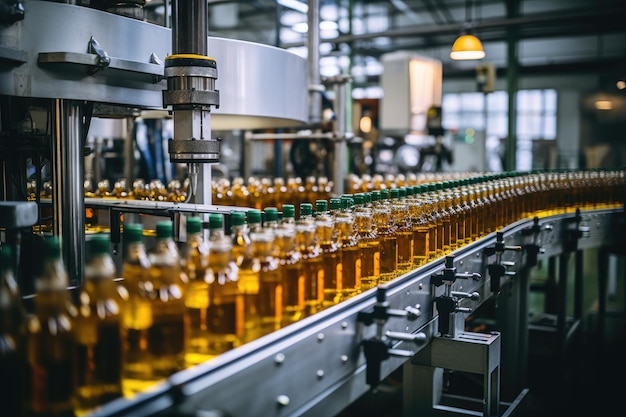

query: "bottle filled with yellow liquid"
left=74, top=235, right=124, bottom=414
left=233, top=211, right=261, bottom=344
left=0, top=245, right=30, bottom=417
left=181, top=216, right=211, bottom=366
left=251, top=227, right=283, bottom=337
left=205, top=213, right=241, bottom=356
left=407, top=186, right=429, bottom=268
left=391, top=188, right=413, bottom=275
left=353, top=193, right=380, bottom=290
left=295, top=219, right=324, bottom=317
left=275, top=225, right=305, bottom=326
left=27, top=237, right=78, bottom=417
left=374, top=190, right=397, bottom=282
left=335, top=197, right=361, bottom=299
left=315, top=200, right=341, bottom=308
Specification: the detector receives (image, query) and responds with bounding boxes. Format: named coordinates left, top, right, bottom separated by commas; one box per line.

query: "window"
left=442, top=89, right=557, bottom=171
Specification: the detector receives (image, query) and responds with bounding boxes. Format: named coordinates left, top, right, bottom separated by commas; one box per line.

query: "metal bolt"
left=341, top=321, right=348, bottom=329
left=317, top=369, right=324, bottom=378
left=277, top=395, right=290, bottom=406
left=419, top=283, right=423, bottom=290
left=274, top=353, right=286, bottom=365
left=317, top=333, right=325, bottom=342
left=340, top=355, right=348, bottom=363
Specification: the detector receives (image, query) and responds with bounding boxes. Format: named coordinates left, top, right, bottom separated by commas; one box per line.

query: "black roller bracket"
left=431, top=255, right=481, bottom=336
left=484, top=231, right=521, bottom=294
left=563, top=208, right=590, bottom=253
left=358, top=286, right=425, bottom=387
left=521, top=216, right=543, bottom=267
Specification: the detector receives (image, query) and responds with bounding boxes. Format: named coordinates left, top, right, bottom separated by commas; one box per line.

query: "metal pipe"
left=307, top=0, right=322, bottom=126
left=283, top=5, right=626, bottom=48
left=172, top=0, right=207, bottom=55
left=52, top=99, right=84, bottom=286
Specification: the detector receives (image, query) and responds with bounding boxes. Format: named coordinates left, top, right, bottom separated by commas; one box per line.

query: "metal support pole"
left=333, top=79, right=348, bottom=196
left=52, top=99, right=85, bottom=285
left=505, top=0, right=519, bottom=171
left=307, top=0, right=322, bottom=127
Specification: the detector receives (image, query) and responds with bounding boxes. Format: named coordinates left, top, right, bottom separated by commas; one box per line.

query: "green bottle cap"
left=186, top=216, right=202, bottom=234
left=0, top=245, right=13, bottom=271
left=231, top=211, right=245, bottom=226
left=282, top=204, right=295, bottom=218
left=428, top=184, right=436, bottom=192
left=342, top=197, right=354, bottom=210
left=90, top=235, right=110, bottom=255
left=316, top=199, right=328, bottom=213
left=354, top=193, right=364, bottom=205
left=209, top=213, right=223, bottom=230
left=247, top=209, right=262, bottom=225
left=156, top=221, right=173, bottom=238
left=264, top=207, right=278, bottom=223
left=329, top=198, right=341, bottom=211
left=43, top=236, right=62, bottom=260
left=300, top=203, right=313, bottom=217
left=123, top=224, right=144, bottom=243
left=380, top=189, right=389, bottom=200
left=390, top=188, right=400, bottom=199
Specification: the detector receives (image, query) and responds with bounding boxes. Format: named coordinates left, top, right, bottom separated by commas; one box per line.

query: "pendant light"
left=450, top=0, right=485, bottom=60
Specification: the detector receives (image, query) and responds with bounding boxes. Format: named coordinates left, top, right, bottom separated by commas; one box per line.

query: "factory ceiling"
left=144, top=0, right=626, bottom=87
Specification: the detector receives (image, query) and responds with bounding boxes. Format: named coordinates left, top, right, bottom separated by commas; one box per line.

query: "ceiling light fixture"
left=450, top=0, right=485, bottom=61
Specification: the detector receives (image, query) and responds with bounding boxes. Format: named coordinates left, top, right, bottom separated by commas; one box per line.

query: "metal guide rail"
left=82, top=205, right=623, bottom=417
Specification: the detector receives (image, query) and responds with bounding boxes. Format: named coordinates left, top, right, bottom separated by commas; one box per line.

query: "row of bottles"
left=4, top=168, right=625, bottom=416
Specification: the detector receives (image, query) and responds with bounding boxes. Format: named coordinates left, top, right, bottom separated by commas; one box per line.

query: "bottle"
left=0, top=245, right=30, bottom=417
left=120, top=224, right=153, bottom=395
left=275, top=225, right=304, bottom=327
left=251, top=227, right=282, bottom=337
left=181, top=216, right=211, bottom=366
left=147, top=221, right=189, bottom=376
left=205, top=213, right=241, bottom=356
left=391, top=188, right=413, bottom=275
left=28, top=237, right=78, bottom=417
left=374, top=189, right=397, bottom=282
left=74, top=235, right=124, bottom=414
left=407, top=186, right=430, bottom=267
left=335, top=197, right=361, bottom=299
left=353, top=193, right=380, bottom=290
left=247, top=208, right=264, bottom=233
left=315, top=199, right=341, bottom=308
left=295, top=220, right=323, bottom=317
left=232, top=211, right=261, bottom=344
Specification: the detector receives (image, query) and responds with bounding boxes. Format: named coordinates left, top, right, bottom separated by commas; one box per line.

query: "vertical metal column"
left=505, top=0, right=519, bottom=171
left=307, top=0, right=322, bottom=126
left=333, top=78, right=349, bottom=196
left=52, top=99, right=85, bottom=285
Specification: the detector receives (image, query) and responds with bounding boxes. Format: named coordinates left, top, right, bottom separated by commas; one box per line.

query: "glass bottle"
left=353, top=193, right=380, bottom=290
left=391, top=188, right=413, bottom=275
left=205, top=213, right=241, bottom=356
left=276, top=225, right=304, bottom=327
left=374, top=189, right=397, bottom=282
left=251, top=228, right=282, bottom=337
left=295, top=220, right=323, bottom=317
left=232, top=212, right=261, bottom=344
left=74, top=235, right=124, bottom=414
left=315, top=199, right=341, bottom=308
left=28, top=237, right=78, bottom=417
left=263, top=207, right=280, bottom=230
left=336, top=197, right=361, bottom=299
left=0, top=245, right=30, bottom=417
left=181, top=216, right=211, bottom=366
left=120, top=224, right=153, bottom=395
left=407, top=186, right=430, bottom=267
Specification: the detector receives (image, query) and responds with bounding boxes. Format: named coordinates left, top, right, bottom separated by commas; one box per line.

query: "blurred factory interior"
left=1, top=1, right=626, bottom=417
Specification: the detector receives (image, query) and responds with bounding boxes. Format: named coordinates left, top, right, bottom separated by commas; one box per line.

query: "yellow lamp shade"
left=450, top=34, right=485, bottom=60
